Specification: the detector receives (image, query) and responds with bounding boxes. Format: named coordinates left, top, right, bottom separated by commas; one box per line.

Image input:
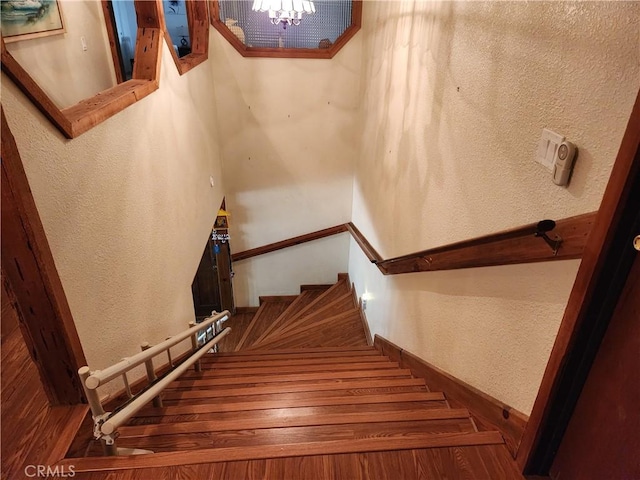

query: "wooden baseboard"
left=373, top=335, right=528, bottom=457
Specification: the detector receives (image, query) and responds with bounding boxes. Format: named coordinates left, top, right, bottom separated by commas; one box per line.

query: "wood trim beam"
left=61, top=79, right=159, bottom=138
left=373, top=334, right=528, bottom=458
left=1, top=0, right=163, bottom=138
left=516, top=90, right=640, bottom=471
left=1, top=109, right=87, bottom=405
left=209, top=0, right=362, bottom=59
left=232, top=224, right=348, bottom=262
left=163, top=0, right=210, bottom=75
left=1, top=39, right=73, bottom=137
left=377, top=212, right=595, bottom=275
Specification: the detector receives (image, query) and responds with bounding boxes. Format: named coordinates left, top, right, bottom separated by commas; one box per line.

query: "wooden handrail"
left=231, top=224, right=349, bottom=262
left=377, top=212, right=596, bottom=274
left=231, top=212, right=596, bottom=274
left=345, top=222, right=383, bottom=263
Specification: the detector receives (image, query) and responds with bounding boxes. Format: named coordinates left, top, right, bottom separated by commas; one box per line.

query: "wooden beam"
left=374, top=335, right=528, bottom=458
left=376, top=212, right=595, bottom=275
left=163, top=0, right=210, bottom=75
left=232, top=224, right=349, bottom=262
left=1, top=109, right=87, bottom=405
left=517, top=90, right=640, bottom=471
left=133, top=27, right=163, bottom=82
left=1, top=1, right=163, bottom=138
left=61, top=79, right=158, bottom=137
left=0, top=39, right=73, bottom=138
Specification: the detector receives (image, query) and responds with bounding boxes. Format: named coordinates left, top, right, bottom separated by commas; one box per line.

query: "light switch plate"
left=536, top=128, right=565, bottom=171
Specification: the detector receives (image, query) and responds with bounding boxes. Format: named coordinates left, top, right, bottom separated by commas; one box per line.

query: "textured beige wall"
left=210, top=32, right=362, bottom=305
left=349, top=1, right=639, bottom=414
left=2, top=41, right=225, bottom=396
left=6, top=0, right=116, bottom=108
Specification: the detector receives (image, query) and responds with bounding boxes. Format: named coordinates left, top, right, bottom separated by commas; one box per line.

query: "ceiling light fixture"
left=251, top=0, right=316, bottom=26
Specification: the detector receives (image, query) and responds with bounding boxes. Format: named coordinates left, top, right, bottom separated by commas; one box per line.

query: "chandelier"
left=251, top=0, right=316, bottom=26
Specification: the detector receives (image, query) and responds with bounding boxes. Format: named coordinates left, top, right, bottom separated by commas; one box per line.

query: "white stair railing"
left=78, top=310, right=231, bottom=456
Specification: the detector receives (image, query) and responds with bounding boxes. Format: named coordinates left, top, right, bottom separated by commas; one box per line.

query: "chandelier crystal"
left=251, top=0, right=316, bottom=26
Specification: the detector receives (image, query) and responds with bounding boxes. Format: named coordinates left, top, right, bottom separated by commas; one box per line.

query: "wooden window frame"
left=1, top=0, right=163, bottom=139
left=163, top=0, right=210, bottom=75
left=209, top=0, right=362, bottom=59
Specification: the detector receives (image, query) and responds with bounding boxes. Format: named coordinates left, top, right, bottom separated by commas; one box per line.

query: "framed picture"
left=1, top=0, right=65, bottom=43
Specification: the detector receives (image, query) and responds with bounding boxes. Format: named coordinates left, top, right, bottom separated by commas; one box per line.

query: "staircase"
left=62, top=275, right=521, bottom=478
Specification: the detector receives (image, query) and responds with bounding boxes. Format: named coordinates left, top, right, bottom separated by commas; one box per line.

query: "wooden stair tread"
left=256, top=280, right=350, bottom=344
left=199, top=351, right=382, bottom=364
left=257, top=309, right=365, bottom=349
left=265, top=291, right=356, bottom=341
left=171, top=368, right=416, bottom=388
left=136, top=392, right=446, bottom=416
left=213, top=346, right=375, bottom=356
left=215, top=312, right=255, bottom=352
left=116, top=419, right=479, bottom=452
left=126, top=401, right=453, bottom=426
left=164, top=378, right=427, bottom=398
left=180, top=361, right=401, bottom=378
left=234, top=300, right=293, bottom=351
left=59, top=431, right=505, bottom=472
left=251, top=290, right=325, bottom=346
left=162, top=385, right=429, bottom=406
left=120, top=408, right=472, bottom=437
left=200, top=354, right=391, bottom=369
left=257, top=290, right=355, bottom=346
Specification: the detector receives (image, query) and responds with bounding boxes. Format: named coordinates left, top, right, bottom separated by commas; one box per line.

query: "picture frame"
left=1, top=0, right=65, bottom=43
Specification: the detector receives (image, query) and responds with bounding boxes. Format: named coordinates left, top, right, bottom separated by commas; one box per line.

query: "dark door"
left=550, top=249, right=640, bottom=479
left=215, top=240, right=235, bottom=314
left=191, top=238, right=221, bottom=319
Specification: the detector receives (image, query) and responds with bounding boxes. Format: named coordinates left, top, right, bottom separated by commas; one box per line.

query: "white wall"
left=6, top=0, right=116, bottom=108
left=349, top=1, right=639, bottom=414
left=234, top=233, right=351, bottom=305
left=210, top=31, right=362, bottom=305
left=2, top=39, right=225, bottom=397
